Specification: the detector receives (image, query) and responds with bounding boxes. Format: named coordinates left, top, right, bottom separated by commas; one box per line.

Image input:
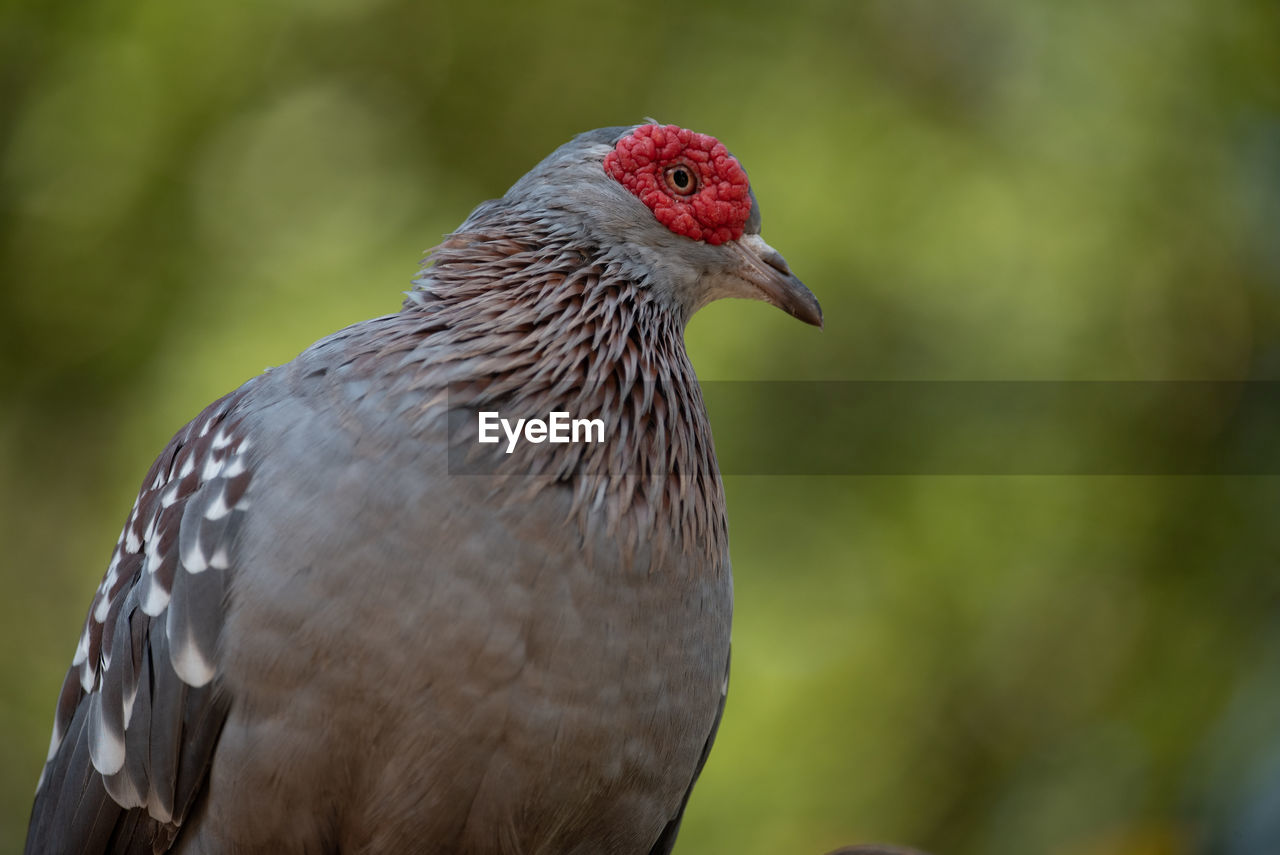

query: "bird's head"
left=494, top=123, right=823, bottom=329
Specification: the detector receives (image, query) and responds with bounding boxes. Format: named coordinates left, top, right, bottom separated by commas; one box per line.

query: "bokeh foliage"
left=2, top=0, right=1278, bottom=852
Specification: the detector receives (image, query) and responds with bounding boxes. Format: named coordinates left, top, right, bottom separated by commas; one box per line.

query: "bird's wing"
left=648, top=646, right=730, bottom=855
left=26, top=387, right=255, bottom=855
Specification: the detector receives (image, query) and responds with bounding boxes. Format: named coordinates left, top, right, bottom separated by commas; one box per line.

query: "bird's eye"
left=664, top=165, right=697, bottom=196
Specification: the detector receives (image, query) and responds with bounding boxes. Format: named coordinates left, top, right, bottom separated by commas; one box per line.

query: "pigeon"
left=25, top=122, right=822, bottom=854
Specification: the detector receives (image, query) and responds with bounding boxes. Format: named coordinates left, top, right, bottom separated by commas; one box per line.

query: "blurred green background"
left=2, top=0, right=1279, bottom=853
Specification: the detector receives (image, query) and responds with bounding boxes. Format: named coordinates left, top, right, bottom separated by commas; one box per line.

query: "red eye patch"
left=603, top=124, right=752, bottom=246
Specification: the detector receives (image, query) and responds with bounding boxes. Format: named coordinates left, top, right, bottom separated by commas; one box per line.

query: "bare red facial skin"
left=604, top=124, right=752, bottom=246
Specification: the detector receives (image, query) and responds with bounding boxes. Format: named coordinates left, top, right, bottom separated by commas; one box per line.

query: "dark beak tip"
left=793, top=304, right=823, bottom=328
left=794, top=289, right=824, bottom=329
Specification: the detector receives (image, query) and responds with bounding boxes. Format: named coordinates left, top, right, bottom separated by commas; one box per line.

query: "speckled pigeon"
left=25, top=123, right=822, bottom=854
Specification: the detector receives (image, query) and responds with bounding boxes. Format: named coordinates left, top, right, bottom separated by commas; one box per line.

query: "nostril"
left=763, top=249, right=793, bottom=277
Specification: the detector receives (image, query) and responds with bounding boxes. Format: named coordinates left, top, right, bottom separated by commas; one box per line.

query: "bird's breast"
left=210, top=380, right=731, bottom=852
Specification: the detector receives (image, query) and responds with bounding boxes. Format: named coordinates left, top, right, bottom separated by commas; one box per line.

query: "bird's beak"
left=727, top=234, right=823, bottom=328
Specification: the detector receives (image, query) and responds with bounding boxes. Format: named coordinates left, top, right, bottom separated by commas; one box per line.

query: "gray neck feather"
left=403, top=211, right=728, bottom=567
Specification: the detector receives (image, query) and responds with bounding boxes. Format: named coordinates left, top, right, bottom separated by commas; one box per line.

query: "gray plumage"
left=26, top=124, right=821, bottom=854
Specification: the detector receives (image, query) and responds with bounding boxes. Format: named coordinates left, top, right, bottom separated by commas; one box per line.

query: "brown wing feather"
left=26, top=386, right=254, bottom=854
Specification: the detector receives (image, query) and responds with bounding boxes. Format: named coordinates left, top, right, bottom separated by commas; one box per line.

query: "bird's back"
left=29, top=308, right=731, bottom=854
